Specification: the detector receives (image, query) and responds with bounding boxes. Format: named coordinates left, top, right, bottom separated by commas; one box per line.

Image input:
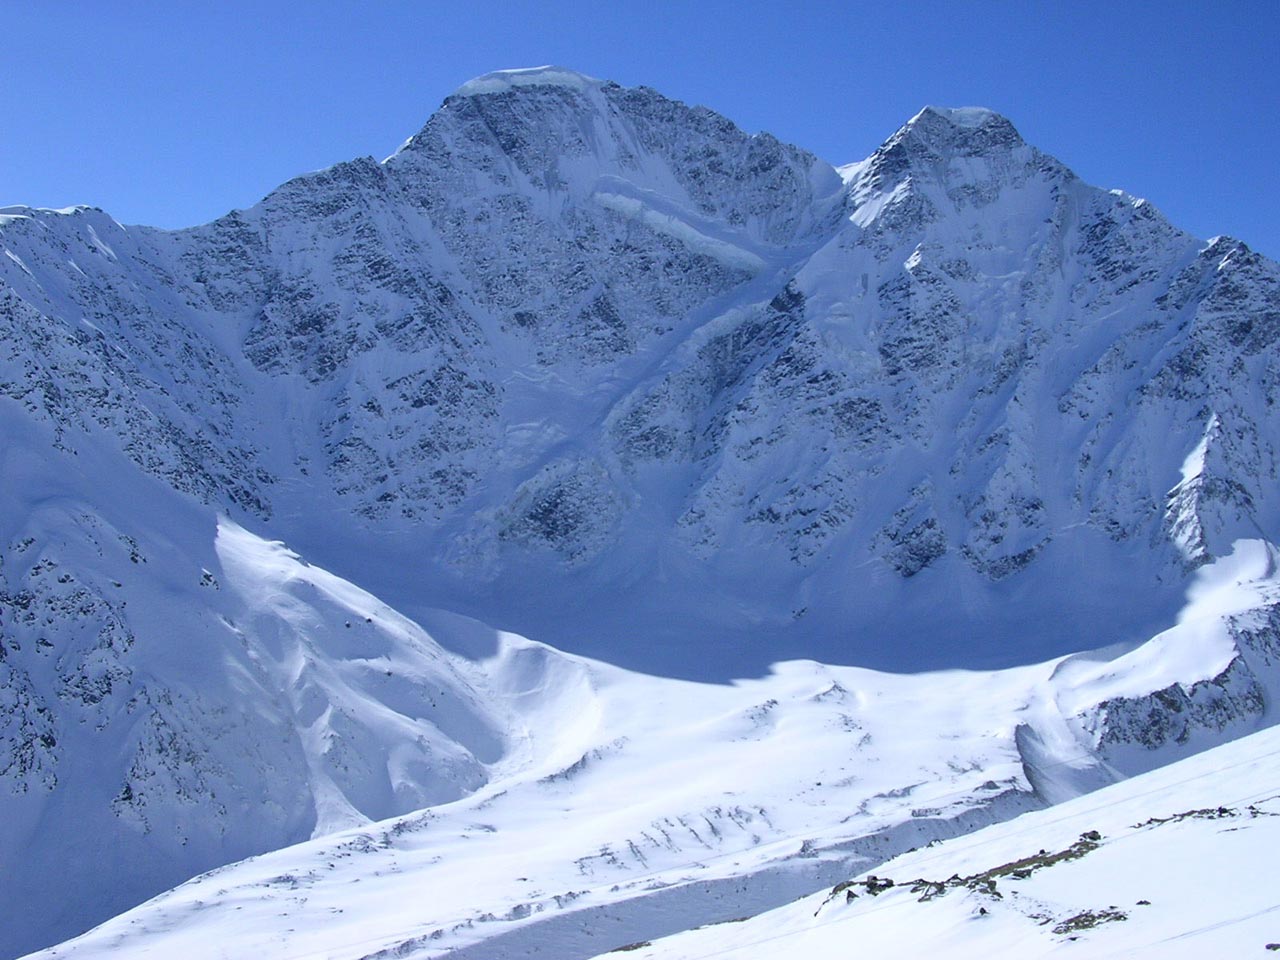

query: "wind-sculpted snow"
left=4, top=70, right=1280, bottom=955
left=15, top=540, right=1280, bottom=960
left=594, top=723, right=1280, bottom=960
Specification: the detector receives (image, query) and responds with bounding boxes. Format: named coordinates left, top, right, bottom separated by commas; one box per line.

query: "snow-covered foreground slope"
left=20, top=534, right=1280, bottom=960
left=601, top=721, right=1280, bottom=960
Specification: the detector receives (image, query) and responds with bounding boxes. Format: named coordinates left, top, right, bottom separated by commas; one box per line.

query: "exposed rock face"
left=1078, top=596, right=1280, bottom=774
left=4, top=83, right=1279, bottom=637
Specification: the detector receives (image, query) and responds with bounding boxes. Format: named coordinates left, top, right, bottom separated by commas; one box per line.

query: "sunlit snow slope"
left=4, top=66, right=1280, bottom=957
left=598, top=723, right=1280, bottom=960
left=18, top=531, right=1280, bottom=960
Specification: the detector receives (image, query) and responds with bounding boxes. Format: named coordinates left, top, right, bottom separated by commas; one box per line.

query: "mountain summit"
left=450, top=64, right=606, bottom=96
left=2, top=71, right=1280, bottom=956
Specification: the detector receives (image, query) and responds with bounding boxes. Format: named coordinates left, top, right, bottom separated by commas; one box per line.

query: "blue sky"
left=5, top=1, right=1277, bottom=258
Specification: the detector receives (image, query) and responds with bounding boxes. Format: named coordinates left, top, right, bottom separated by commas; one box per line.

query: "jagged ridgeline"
left=3, top=66, right=1280, bottom=958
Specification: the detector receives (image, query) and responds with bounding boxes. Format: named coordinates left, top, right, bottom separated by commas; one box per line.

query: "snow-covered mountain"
left=3, top=66, right=1280, bottom=956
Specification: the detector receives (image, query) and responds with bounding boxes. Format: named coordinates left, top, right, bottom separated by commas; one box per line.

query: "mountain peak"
left=913, top=104, right=1001, bottom=128
left=900, top=104, right=1024, bottom=151
left=451, top=65, right=603, bottom=98
left=853, top=104, right=1030, bottom=190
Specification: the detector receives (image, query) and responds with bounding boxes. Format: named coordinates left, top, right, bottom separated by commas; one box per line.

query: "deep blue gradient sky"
left=5, top=2, right=1277, bottom=257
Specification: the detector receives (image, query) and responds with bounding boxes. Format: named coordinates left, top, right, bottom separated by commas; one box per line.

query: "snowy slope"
left=16, top=536, right=1280, bottom=960
left=4, top=67, right=1280, bottom=956
left=0, top=469, right=515, bottom=954
left=593, top=722, right=1280, bottom=960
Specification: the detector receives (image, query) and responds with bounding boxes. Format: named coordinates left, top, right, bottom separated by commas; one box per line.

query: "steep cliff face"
left=3, top=68, right=1280, bottom=957
left=4, top=80, right=1279, bottom=671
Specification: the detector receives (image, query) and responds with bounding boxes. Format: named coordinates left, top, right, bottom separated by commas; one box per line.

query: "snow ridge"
left=454, top=65, right=604, bottom=97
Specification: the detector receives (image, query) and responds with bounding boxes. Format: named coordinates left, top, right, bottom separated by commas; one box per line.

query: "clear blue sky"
left=5, top=1, right=1277, bottom=258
